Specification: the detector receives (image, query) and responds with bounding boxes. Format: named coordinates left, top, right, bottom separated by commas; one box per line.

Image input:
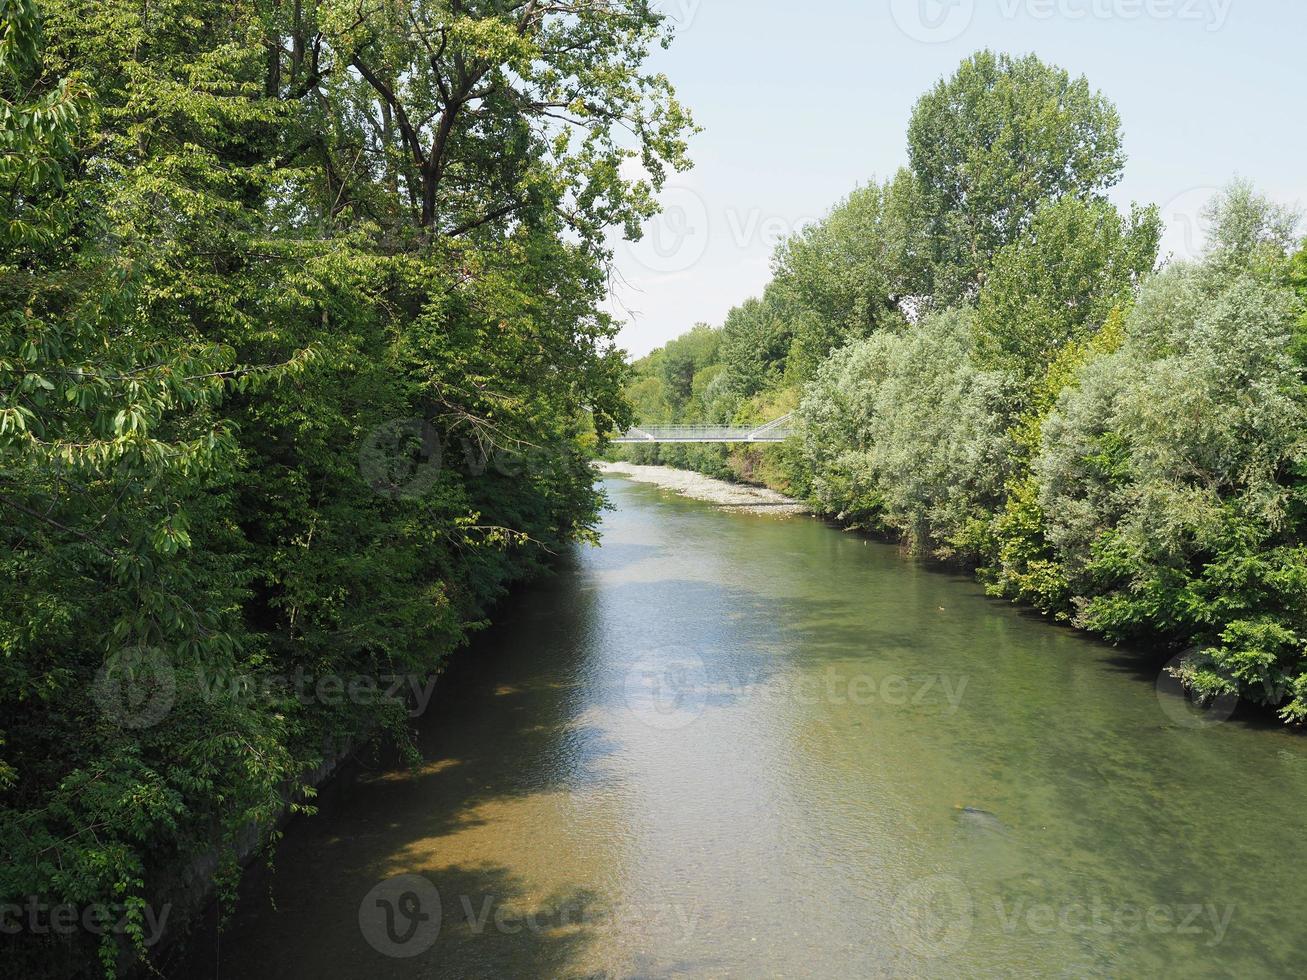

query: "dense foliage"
left=613, top=51, right=1307, bottom=726
left=907, top=50, right=1126, bottom=302
left=1, top=0, right=690, bottom=974
left=801, top=307, right=1018, bottom=560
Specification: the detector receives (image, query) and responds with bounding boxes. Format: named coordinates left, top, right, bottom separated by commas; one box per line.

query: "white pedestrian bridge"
left=612, top=413, right=795, bottom=444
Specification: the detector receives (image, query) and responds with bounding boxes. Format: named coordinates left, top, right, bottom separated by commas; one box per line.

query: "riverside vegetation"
left=0, top=0, right=693, bottom=974
left=614, top=53, right=1307, bottom=728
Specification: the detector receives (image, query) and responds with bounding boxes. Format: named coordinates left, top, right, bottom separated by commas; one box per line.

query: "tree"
left=288, top=0, right=693, bottom=240
left=1, top=0, right=694, bottom=973
left=658, top=324, right=720, bottom=404
left=798, top=309, right=1018, bottom=559
left=907, top=50, right=1125, bottom=301
left=1291, top=240, right=1307, bottom=364
left=719, top=292, right=791, bottom=397
left=1035, top=185, right=1307, bottom=718
left=975, top=196, right=1160, bottom=380
left=0, top=0, right=78, bottom=246
left=769, top=170, right=924, bottom=380
left=2, top=3, right=308, bottom=972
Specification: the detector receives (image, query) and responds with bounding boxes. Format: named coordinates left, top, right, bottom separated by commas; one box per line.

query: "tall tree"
left=907, top=50, right=1125, bottom=301
left=658, top=323, right=720, bottom=404
left=274, top=0, right=692, bottom=240
left=975, top=196, right=1160, bottom=379
left=769, top=170, right=925, bottom=381
left=1, top=0, right=694, bottom=974
left=719, top=292, right=791, bottom=398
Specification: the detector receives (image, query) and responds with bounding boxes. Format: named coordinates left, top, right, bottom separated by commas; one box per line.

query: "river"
left=180, top=475, right=1307, bottom=978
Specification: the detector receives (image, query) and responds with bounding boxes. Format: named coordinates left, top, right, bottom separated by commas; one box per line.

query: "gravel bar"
left=594, top=461, right=810, bottom=517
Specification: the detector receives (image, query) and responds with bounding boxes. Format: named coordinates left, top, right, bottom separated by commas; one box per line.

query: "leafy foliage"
left=614, top=49, right=1307, bottom=729
left=768, top=172, right=924, bottom=380
left=1, top=0, right=691, bottom=974
left=907, top=50, right=1125, bottom=302
left=799, top=309, right=1017, bottom=560
left=718, top=294, right=791, bottom=399
left=975, top=196, right=1159, bottom=380
left=1034, top=188, right=1306, bottom=716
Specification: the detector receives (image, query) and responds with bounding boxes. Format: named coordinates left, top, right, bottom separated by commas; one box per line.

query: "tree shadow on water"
left=173, top=859, right=618, bottom=979
left=170, top=575, right=629, bottom=978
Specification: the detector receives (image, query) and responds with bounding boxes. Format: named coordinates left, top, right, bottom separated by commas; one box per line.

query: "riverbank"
left=594, top=460, right=809, bottom=516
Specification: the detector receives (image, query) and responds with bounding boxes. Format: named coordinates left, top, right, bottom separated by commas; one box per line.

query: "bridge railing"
left=611, top=414, right=795, bottom=443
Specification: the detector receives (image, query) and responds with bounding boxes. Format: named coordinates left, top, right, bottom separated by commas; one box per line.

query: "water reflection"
left=178, top=478, right=1307, bottom=978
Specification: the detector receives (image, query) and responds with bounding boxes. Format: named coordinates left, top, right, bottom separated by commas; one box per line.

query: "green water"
left=182, top=476, right=1307, bottom=978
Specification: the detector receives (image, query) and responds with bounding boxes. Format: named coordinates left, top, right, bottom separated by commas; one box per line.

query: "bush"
left=800, top=310, right=1018, bottom=559
left=1034, top=187, right=1307, bottom=716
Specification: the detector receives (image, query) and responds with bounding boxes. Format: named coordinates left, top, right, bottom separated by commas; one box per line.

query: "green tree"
left=769, top=170, right=924, bottom=380
left=1, top=0, right=694, bottom=974
left=907, top=50, right=1125, bottom=300
left=797, top=309, right=1017, bottom=559
left=1036, top=185, right=1307, bottom=718
left=659, top=323, right=721, bottom=405
left=0, top=0, right=78, bottom=245
left=2, top=3, right=307, bottom=972
left=719, top=292, right=791, bottom=397
left=1292, top=240, right=1307, bottom=363
left=975, top=196, right=1160, bottom=380
left=298, top=0, right=693, bottom=241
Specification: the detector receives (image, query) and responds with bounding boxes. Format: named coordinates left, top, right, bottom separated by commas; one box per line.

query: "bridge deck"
left=612, top=414, right=795, bottom=444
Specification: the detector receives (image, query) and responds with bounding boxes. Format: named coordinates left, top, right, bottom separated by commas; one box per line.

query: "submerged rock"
left=956, top=805, right=1008, bottom=833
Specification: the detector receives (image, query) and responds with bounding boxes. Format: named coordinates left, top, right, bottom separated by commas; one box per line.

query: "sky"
left=605, top=0, right=1307, bottom=358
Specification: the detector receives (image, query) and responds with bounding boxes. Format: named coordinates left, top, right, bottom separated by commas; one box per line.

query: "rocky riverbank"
left=594, top=461, right=809, bottom=516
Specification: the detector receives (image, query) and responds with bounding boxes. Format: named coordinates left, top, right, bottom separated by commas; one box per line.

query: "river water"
left=182, top=476, right=1307, bottom=978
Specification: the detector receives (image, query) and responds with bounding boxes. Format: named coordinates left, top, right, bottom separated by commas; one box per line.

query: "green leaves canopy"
left=1, top=0, right=692, bottom=974
left=908, top=50, right=1126, bottom=301
left=975, top=196, right=1160, bottom=380
left=616, top=47, right=1307, bottom=731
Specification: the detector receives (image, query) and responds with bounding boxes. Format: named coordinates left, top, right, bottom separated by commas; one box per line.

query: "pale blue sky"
left=607, top=0, right=1307, bottom=357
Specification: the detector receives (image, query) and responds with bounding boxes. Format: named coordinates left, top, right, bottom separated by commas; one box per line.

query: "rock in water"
left=957, top=806, right=1008, bottom=833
